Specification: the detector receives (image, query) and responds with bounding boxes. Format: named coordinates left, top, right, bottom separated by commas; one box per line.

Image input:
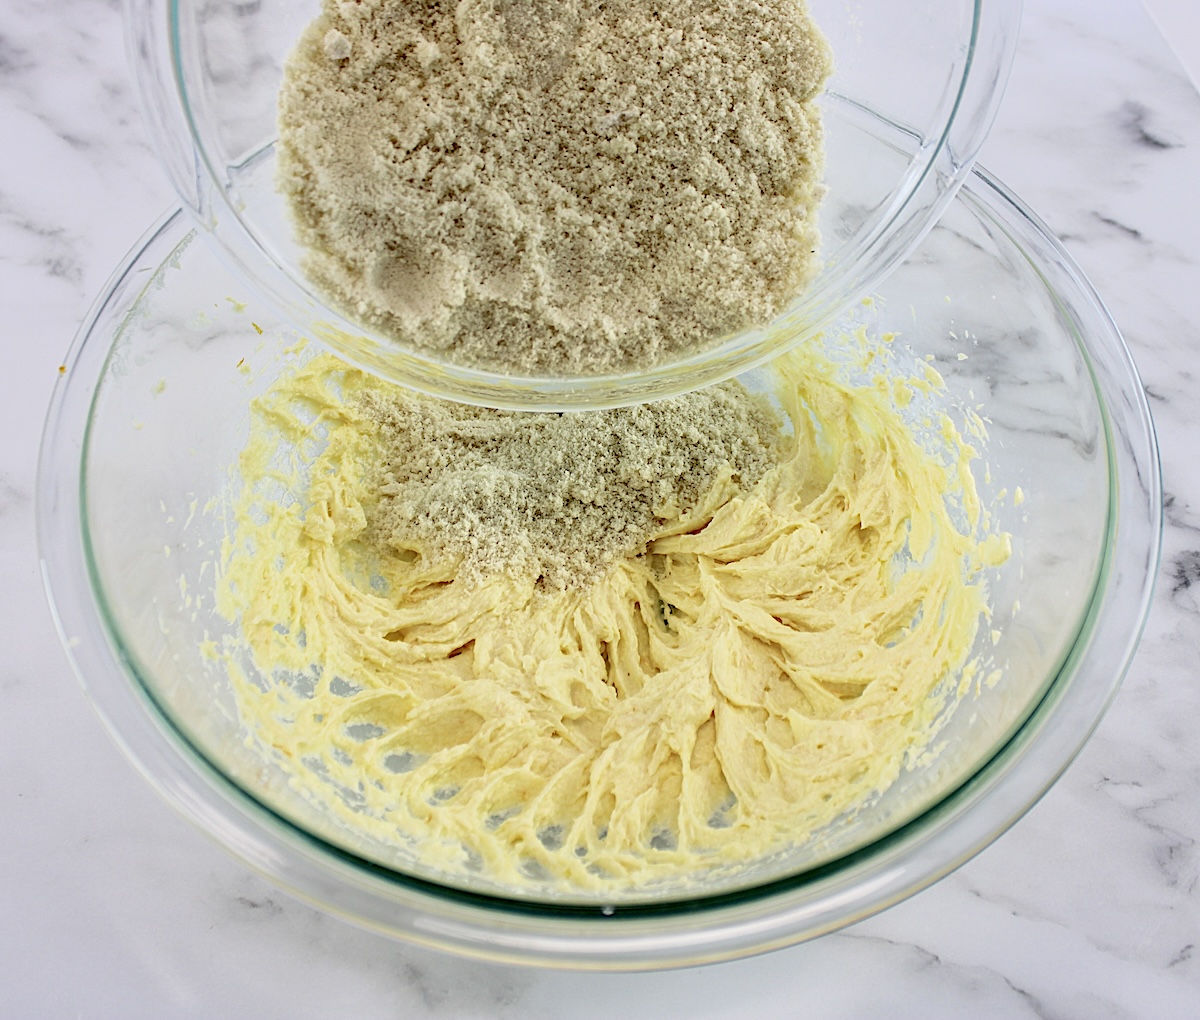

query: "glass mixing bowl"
left=38, top=165, right=1159, bottom=968
left=125, top=0, right=1021, bottom=408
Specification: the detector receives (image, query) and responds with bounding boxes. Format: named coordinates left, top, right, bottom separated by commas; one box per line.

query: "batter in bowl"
left=215, top=329, right=1009, bottom=892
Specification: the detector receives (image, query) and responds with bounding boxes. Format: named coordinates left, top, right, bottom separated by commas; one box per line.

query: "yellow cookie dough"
left=216, top=333, right=1008, bottom=893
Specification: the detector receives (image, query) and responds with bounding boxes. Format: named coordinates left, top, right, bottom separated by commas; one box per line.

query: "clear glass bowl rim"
left=38, top=164, right=1161, bottom=969
left=124, top=0, right=1024, bottom=409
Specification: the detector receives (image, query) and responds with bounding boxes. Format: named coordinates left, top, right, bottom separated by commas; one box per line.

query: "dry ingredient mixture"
left=215, top=332, right=1009, bottom=892
left=277, top=0, right=832, bottom=375
left=359, top=384, right=780, bottom=589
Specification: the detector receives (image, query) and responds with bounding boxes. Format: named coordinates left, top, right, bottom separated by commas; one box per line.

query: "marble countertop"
left=3, top=0, right=1199, bottom=1015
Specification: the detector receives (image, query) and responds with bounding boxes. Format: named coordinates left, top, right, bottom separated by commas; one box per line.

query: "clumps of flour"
left=278, top=0, right=832, bottom=376
left=358, top=382, right=782, bottom=589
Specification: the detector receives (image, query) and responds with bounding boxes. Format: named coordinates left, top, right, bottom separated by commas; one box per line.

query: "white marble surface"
left=1144, top=0, right=1200, bottom=89
left=3, top=0, right=1199, bottom=1015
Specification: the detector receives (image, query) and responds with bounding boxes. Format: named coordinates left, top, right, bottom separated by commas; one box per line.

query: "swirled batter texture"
left=217, top=338, right=1007, bottom=892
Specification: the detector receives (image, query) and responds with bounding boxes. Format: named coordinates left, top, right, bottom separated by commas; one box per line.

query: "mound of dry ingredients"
left=216, top=333, right=1011, bottom=893
left=358, top=384, right=780, bottom=590
left=277, top=0, right=832, bottom=375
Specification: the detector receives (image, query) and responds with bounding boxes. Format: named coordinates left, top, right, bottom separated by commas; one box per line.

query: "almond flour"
left=357, top=380, right=781, bottom=589
left=278, top=0, right=832, bottom=376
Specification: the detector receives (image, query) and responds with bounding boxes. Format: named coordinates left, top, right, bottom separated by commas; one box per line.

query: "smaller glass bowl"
left=124, top=0, right=1021, bottom=408
left=39, top=166, right=1159, bottom=968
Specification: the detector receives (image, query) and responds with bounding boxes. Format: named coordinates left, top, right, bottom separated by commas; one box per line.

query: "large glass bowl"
left=38, top=166, right=1159, bottom=968
left=124, top=0, right=1021, bottom=408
